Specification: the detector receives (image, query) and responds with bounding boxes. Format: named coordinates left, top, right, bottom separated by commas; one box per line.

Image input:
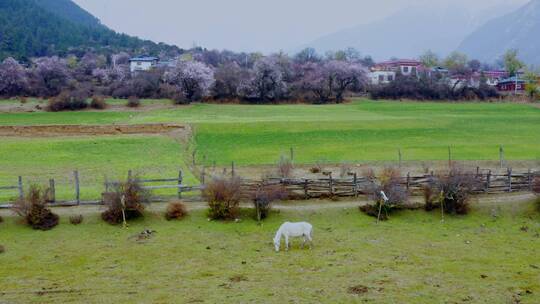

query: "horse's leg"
left=285, top=235, right=289, bottom=251
left=302, top=236, right=306, bottom=249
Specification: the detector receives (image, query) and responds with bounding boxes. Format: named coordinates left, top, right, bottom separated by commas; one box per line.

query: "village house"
left=368, top=59, right=424, bottom=85
left=496, top=76, right=526, bottom=94
left=129, top=56, right=159, bottom=73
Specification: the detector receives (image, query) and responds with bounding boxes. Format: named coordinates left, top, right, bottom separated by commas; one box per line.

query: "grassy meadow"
left=0, top=201, right=539, bottom=303
left=0, top=99, right=539, bottom=202
left=0, top=135, right=195, bottom=202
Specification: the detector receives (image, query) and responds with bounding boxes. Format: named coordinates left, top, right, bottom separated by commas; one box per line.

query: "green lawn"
left=0, top=202, right=538, bottom=303
left=1, top=99, right=539, bottom=182
left=0, top=135, right=195, bottom=202
left=2, top=100, right=540, bottom=164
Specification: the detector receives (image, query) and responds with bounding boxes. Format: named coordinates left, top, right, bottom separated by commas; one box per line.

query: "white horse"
left=273, top=222, right=313, bottom=252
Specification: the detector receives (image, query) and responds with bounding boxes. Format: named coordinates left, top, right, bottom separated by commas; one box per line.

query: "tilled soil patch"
left=0, top=123, right=186, bottom=137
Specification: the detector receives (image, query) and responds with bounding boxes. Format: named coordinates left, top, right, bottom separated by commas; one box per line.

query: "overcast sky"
left=73, top=0, right=528, bottom=53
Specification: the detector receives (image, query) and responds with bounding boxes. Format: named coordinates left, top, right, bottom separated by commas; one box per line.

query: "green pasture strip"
left=0, top=203, right=538, bottom=303
left=0, top=135, right=196, bottom=203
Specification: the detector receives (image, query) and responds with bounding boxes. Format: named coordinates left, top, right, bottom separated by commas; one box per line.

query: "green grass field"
left=0, top=201, right=538, bottom=303
left=1, top=99, right=539, bottom=202
left=1, top=100, right=539, bottom=165
left=0, top=135, right=195, bottom=202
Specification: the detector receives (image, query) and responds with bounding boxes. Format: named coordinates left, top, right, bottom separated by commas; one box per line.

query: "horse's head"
left=273, top=237, right=280, bottom=252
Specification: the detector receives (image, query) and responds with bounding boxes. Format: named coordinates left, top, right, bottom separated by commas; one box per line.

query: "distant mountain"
left=458, top=0, right=540, bottom=65
left=0, top=0, right=180, bottom=61
left=299, top=4, right=510, bottom=61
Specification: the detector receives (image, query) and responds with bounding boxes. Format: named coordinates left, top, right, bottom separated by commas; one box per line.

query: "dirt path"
left=0, top=123, right=187, bottom=137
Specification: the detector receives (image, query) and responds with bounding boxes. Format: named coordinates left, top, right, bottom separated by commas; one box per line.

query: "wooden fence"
left=1, top=168, right=538, bottom=209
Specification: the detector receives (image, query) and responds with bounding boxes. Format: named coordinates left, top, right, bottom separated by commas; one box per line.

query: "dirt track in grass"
left=0, top=123, right=189, bottom=137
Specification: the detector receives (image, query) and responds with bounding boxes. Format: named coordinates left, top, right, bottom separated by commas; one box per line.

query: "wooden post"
left=304, top=179, right=309, bottom=198
left=178, top=170, right=183, bottom=199
left=406, top=173, right=411, bottom=191
left=528, top=169, right=533, bottom=192
left=499, top=146, right=505, bottom=169
left=192, top=150, right=197, bottom=166
left=74, top=170, right=80, bottom=205
left=17, top=176, right=23, bottom=200
left=201, top=166, right=206, bottom=184
left=448, top=146, right=452, bottom=168
left=398, top=149, right=402, bottom=168
left=49, top=178, right=56, bottom=203
left=329, top=173, right=334, bottom=196
left=486, top=170, right=492, bottom=192
left=290, top=147, right=294, bottom=161
left=127, top=170, right=133, bottom=182
left=476, top=167, right=480, bottom=177
left=104, top=177, right=109, bottom=193
left=353, top=172, right=358, bottom=197
left=231, top=161, right=235, bottom=177
left=507, top=168, right=512, bottom=192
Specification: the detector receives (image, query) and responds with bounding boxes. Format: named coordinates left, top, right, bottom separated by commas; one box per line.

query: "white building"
left=129, top=56, right=159, bottom=73
left=368, top=71, right=396, bottom=85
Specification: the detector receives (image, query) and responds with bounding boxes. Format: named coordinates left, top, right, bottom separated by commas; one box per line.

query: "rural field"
left=1, top=98, right=540, bottom=303
left=0, top=198, right=539, bottom=303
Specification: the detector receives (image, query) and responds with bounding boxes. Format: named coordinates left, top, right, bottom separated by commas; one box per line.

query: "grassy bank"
left=0, top=201, right=538, bottom=303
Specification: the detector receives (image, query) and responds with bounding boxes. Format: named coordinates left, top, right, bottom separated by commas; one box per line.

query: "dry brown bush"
left=361, top=167, right=408, bottom=221
left=90, top=96, right=107, bottom=109
left=101, top=179, right=150, bottom=225
left=423, top=167, right=481, bottom=215
left=165, top=200, right=188, bottom=221
left=252, top=184, right=288, bottom=221
left=277, top=157, right=293, bottom=178
left=127, top=96, right=141, bottom=108
left=203, top=176, right=242, bottom=220
left=12, top=185, right=59, bottom=230
left=69, top=215, right=84, bottom=225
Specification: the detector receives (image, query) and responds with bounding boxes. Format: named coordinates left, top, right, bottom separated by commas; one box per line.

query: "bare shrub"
left=90, top=96, right=107, bottom=109
left=203, top=176, right=242, bottom=220
left=165, top=200, right=188, bottom=221
left=309, top=166, right=321, bottom=174
left=101, top=179, right=150, bottom=225
left=252, top=184, right=288, bottom=221
left=18, top=96, right=28, bottom=104
left=360, top=167, right=408, bottom=221
left=12, top=185, right=59, bottom=230
left=361, top=167, right=376, bottom=180
left=424, top=167, right=481, bottom=215
left=47, top=90, right=89, bottom=112
left=69, top=215, right=83, bottom=225
left=339, top=163, right=352, bottom=178
left=127, top=96, right=141, bottom=108
left=277, top=156, right=293, bottom=178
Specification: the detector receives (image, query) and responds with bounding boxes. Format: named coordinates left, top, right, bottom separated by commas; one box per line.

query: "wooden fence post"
left=353, top=172, right=358, bottom=197
left=507, top=168, right=512, bottom=192
left=499, top=146, right=505, bottom=169
left=329, top=173, right=334, bottom=196
left=18, top=176, right=23, bottom=200
left=49, top=178, right=56, bottom=203
left=398, top=149, right=402, bottom=168
left=486, top=170, right=491, bottom=192
left=448, top=146, right=452, bottom=168
left=528, top=169, right=533, bottom=192
left=74, top=170, right=80, bottom=205
left=201, top=166, right=206, bottom=184
left=406, top=173, right=410, bottom=191
left=231, top=161, right=235, bottom=177
left=290, top=147, right=294, bottom=161
left=178, top=170, right=183, bottom=199
left=104, top=177, right=109, bottom=193
left=304, top=179, right=309, bottom=198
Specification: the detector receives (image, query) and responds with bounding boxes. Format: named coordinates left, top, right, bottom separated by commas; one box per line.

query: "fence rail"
left=1, top=168, right=538, bottom=209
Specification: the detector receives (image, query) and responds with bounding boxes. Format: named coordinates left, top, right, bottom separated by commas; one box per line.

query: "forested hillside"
left=0, top=0, right=180, bottom=61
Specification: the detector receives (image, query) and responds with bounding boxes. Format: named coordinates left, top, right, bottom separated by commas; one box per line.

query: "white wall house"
left=129, top=56, right=159, bottom=73
left=368, top=71, right=396, bottom=85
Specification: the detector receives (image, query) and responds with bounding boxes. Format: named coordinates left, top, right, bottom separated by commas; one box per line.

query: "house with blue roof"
left=129, top=56, right=159, bottom=73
